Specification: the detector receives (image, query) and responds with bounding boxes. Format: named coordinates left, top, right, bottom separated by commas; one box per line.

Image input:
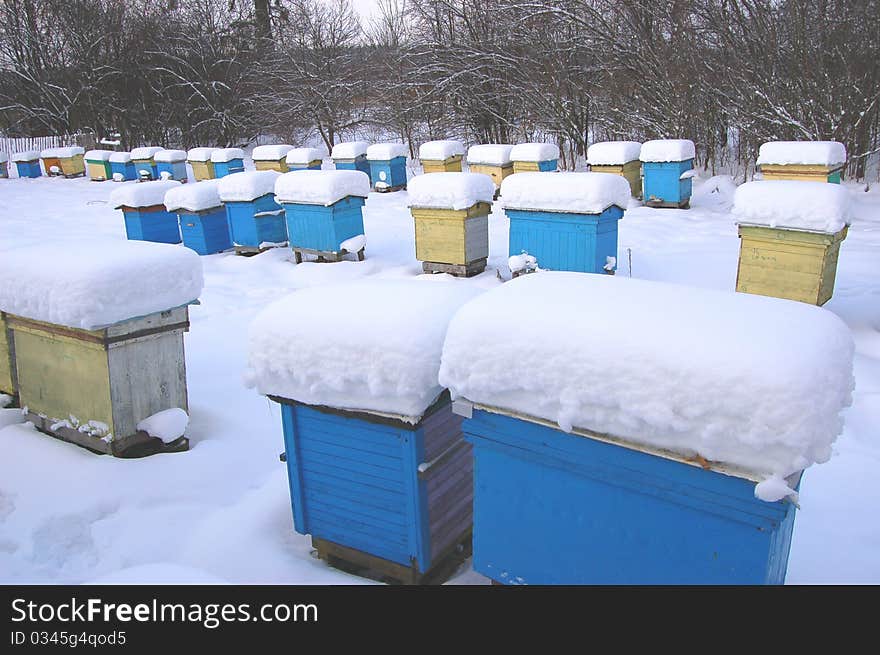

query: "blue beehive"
left=274, top=169, right=370, bottom=258
left=12, top=152, right=42, bottom=178
left=366, top=143, right=408, bottom=191
left=211, top=148, right=245, bottom=178
left=217, top=170, right=287, bottom=252
left=0, top=154, right=8, bottom=178
left=501, top=172, right=629, bottom=274
left=110, top=180, right=183, bottom=244
left=130, top=146, right=163, bottom=180
left=640, top=139, right=695, bottom=208
left=164, top=180, right=231, bottom=255
left=331, top=141, right=371, bottom=176
left=109, top=152, right=137, bottom=181
left=155, top=149, right=188, bottom=182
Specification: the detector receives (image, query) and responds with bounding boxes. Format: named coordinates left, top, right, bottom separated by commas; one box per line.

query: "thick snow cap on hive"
left=0, top=239, right=203, bottom=330
left=640, top=139, right=695, bottom=162
left=110, top=179, right=181, bottom=209
left=274, top=169, right=370, bottom=205
left=439, top=272, right=855, bottom=498
left=84, top=149, right=114, bottom=161
left=331, top=141, right=370, bottom=159
left=285, top=147, right=324, bottom=164
left=366, top=143, right=407, bottom=160
left=733, top=180, right=851, bottom=233
left=186, top=147, right=216, bottom=162
left=245, top=279, right=484, bottom=421
left=40, top=146, right=85, bottom=158
left=501, top=172, right=630, bottom=213
left=252, top=144, right=293, bottom=161
left=510, top=142, right=560, bottom=162
left=210, top=148, right=244, bottom=163
left=756, top=141, right=847, bottom=167
left=419, top=140, right=465, bottom=161
left=108, top=152, right=132, bottom=163
left=130, top=146, right=163, bottom=160
left=587, top=141, right=642, bottom=165
left=12, top=150, right=40, bottom=162
left=467, top=144, right=513, bottom=166
left=217, top=170, right=280, bottom=202
left=408, top=172, right=496, bottom=210
left=164, top=179, right=222, bottom=212
left=154, top=149, right=187, bottom=163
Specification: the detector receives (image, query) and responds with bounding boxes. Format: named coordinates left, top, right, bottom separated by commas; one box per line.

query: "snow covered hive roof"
left=130, top=146, right=163, bottom=160
left=217, top=170, right=280, bottom=202
left=733, top=180, right=851, bottom=233
left=510, top=142, right=559, bottom=162
left=154, top=149, right=187, bottom=163
left=84, top=149, right=114, bottom=161
left=285, top=147, right=324, bottom=164
left=756, top=141, right=847, bottom=167
left=640, top=139, right=695, bottom=162
left=439, top=272, right=855, bottom=496
left=501, top=172, right=630, bottom=213
left=0, top=239, right=203, bottom=330
left=110, top=179, right=181, bottom=209
left=245, top=279, right=484, bottom=421
left=419, top=140, right=465, bottom=160
left=274, top=169, right=370, bottom=205
left=408, top=172, right=496, bottom=210
left=366, top=143, right=408, bottom=160
left=587, top=141, right=642, bottom=165
left=40, top=146, right=84, bottom=158
left=252, top=144, right=293, bottom=160
left=467, top=144, right=513, bottom=165
left=12, top=150, right=40, bottom=162
left=186, top=147, right=217, bottom=162
left=108, top=152, right=132, bottom=163
left=164, top=179, right=222, bottom=212
left=331, top=141, right=370, bottom=159
left=210, top=148, right=244, bottom=163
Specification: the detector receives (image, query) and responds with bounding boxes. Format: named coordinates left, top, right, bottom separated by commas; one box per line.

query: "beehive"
left=366, top=143, right=408, bottom=191
left=164, top=180, right=232, bottom=255
left=109, top=152, right=137, bottom=181
left=640, top=139, right=695, bottom=208
left=85, top=149, right=114, bottom=181
left=331, top=141, right=371, bottom=176
left=110, top=180, right=182, bottom=244
left=130, top=146, right=164, bottom=180
left=252, top=144, right=293, bottom=172
left=419, top=140, right=465, bottom=173
left=12, top=151, right=41, bottom=178
left=285, top=147, right=324, bottom=171
left=757, top=141, right=846, bottom=184
left=466, top=144, right=514, bottom=191
left=155, top=149, right=188, bottom=182
left=587, top=141, right=643, bottom=198
left=210, top=148, right=245, bottom=178
left=186, top=147, right=217, bottom=181
left=217, top=170, right=287, bottom=253
left=510, top=143, right=559, bottom=174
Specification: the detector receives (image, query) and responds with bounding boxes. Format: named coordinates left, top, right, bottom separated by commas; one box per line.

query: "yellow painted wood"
left=760, top=164, right=842, bottom=183
left=736, top=224, right=847, bottom=305
left=0, top=313, right=14, bottom=396
left=59, top=154, right=85, bottom=177
left=467, top=163, right=514, bottom=188
left=87, top=161, right=108, bottom=181
left=412, top=202, right=491, bottom=265
left=512, top=160, right=557, bottom=173
left=254, top=159, right=289, bottom=172
left=421, top=155, right=463, bottom=173
left=591, top=160, right=642, bottom=198
left=188, top=160, right=215, bottom=181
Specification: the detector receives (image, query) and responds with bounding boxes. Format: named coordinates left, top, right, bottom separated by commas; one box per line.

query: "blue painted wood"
left=225, top=193, right=287, bottom=248
left=334, top=156, right=371, bottom=176
left=177, top=206, right=232, bottom=255
left=109, top=160, right=137, bottom=181
left=15, top=161, right=41, bottom=178
left=277, top=398, right=469, bottom=574
left=463, top=408, right=798, bottom=585
left=121, top=207, right=182, bottom=244
left=506, top=205, right=623, bottom=273
left=643, top=159, right=694, bottom=205
left=156, top=160, right=188, bottom=182
left=536, top=159, right=558, bottom=172
left=0, top=165, right=7, bottom=178
left=132, top=159, right=159, bottom=180
left=213, top=159, right=245, bottom=178
left=368, top=156, right=407, bottom=189
left=281, top=196, right=365, bottom=253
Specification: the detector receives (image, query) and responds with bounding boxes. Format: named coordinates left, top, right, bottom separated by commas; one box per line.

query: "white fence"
left=0, top=133, right=96, bottom=156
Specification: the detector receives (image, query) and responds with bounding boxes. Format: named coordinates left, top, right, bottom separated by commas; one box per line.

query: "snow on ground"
left=0, top=163, right=879, bottom=584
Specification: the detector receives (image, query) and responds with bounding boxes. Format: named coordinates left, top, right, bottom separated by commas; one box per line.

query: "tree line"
left=1, top=0, right=877, bottom=178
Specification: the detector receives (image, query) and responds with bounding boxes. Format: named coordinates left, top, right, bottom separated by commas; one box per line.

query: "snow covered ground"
left=1, top=165, right=878, bottom=584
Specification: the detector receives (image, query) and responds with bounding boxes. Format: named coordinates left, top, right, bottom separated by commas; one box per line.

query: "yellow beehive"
left=0, top=313, right=15, bottom=397
left=254, top=159, right=288, bottom=172
left=759, top=164, right=843, bottom=184
left=590, top=160, right=642, bottom=198
left=421, top=155, right=463, bottom=173
left=412, top=202, right=490, bottom=275
left=736, top=224, right=847, bottom=306
left=59, top=154, right=85, bottom=177
left=756, top=141, right=846, bottom=184
left=189, top=160, right=215, bottom=181
left=467, top=163, right=513, bottom=188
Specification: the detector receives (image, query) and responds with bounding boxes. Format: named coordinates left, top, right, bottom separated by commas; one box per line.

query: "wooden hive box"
left=177, top=206, right=232, bottom=255
left=274, top=394, right=473, bottom=583
left=225, top=193, right=287, bottom=252
left=590, top=160, right=642, bottom=198
left=58, top=154, right=85, bottom=178
left=254, top=158, right=288, bottom=172
left=156, top=156, right=188, bottom=182
left=120, top=204, right=182, bottom=244
left=333, top=155, right=371, bottom=176
left=736, top=224, right=848, bottom=306
left=281, top=196, right=366, bottom=256
left=132, top=158, right=159, bottom=180
left=759, top=164, right=843, bottom=184
left=421, top=155, right=463, bottom=174
left=41, top=155, right=62, bottom=176
left=642, top=159, right=693, bottom=208
left=7, top=306, right=191, bottom=456
left=187, top=160, right=215, bottom=181
left=212, top=158, right=244, bottom=178
left=368, top=156, right=407, bottom=191
left=412, top=202, right=490, bottom=277
left=287, top=160, right=322, bottom=171
left=15, top=159, right=42, bottom=178
left=511, top=158, right=558, bottom=173
left=0, top=158, right=8, bottom=178
left=109, top=156, right=136, bottom=181
left=456, top=401, right=798, bottom=585
left=467, top=162, right=513, bottom=189
left=0, top=312, right=16, bottom=398
left=85, top=151, right=113, bottom=181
